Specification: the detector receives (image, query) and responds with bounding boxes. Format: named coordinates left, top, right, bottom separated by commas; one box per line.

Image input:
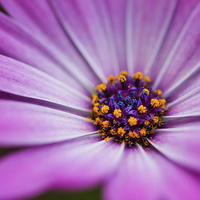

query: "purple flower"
left=0, top=0, right=200, bottom=199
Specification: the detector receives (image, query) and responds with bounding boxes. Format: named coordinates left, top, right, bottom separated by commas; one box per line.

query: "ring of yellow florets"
left=90, top=71, right=167, bottom=147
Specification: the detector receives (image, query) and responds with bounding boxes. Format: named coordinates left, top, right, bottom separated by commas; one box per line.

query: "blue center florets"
left=91, top=71, right=167, bottom=147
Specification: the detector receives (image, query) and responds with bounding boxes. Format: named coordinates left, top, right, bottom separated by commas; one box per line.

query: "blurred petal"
left=0, top=100, right=96, bottom=146
left=152, top=0, right=200, bottom=92
left=0, top=0, right=101, bottom=88
left=104, top=146, right=200, bottom=200
left=50, top=0, right=118, bottom=80
left=0, top=55, right=91, bottom=110
left=125, top=0, right=177, bottom=74
left=0, top=135, right=124, bottom=199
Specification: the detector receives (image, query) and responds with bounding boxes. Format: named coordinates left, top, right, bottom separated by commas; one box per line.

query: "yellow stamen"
left=138, top=105, right=147, bottom=113
left=110, top=129, right=117, bottom=135
left=151, top=99, right=160, bottom=107
left=94, top=117, right=102, bottom=125
left=159, top=99, right=166, bottom=107
left=120, top=70, right=128, bottom=76
left=144, top=120, right=150, bottom=126
left=113, top=109, right=122, bottom=118
left=117, top=127, right=126, bottom=137
left=153, top=116, right=159, bottom=124
left=154, top=89, right=162, bottom=96
left=128, top=131, right=139, bottom=138
left=139, top=128, right=147, bottom=136
left=93, top=106, right=99, bottom=113
left=104, top=136, right=111, bottom=141
left=144, top=76, right=151, bottom=82
left=96, top=84, right=107, bottom=92
left=133, top=72, right=143, bottom=80
left=143, top=88, right=149, bottom=95
left=102, top=120, right=110, bottom=128
left=128, top=117, right=137, bottom=126
left=108, top=75, right=115, bottom=82
left=101, top=105, right=109, bottom=114
left=118, top=75, right=126, bottom=82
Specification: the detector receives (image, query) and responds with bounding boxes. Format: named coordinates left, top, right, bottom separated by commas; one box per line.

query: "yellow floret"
left=101, top=105, right=109, bottom=114
left=153, top=116, right=159, bottom=124
left=120, top=70, right=128, bottom=76
left=128, top=131, right=139, bottom=138
left=118, top=75, right=127, bottom=82
left=138, top=105, right=147, bottom=113
left=110, top=129, right=117, bottom=135
left=144, top=120, right=150, bottom=126
left=128, top=117, right=137, bottom=126
left=139, top=128, right=147, bottom=136
left=113, top=109, right=122, bottom=118
left=143, top=88, right=149, bottom=95
left=117, top=127, right=126, bottom=137
left=144, top=76, right=151, bottom=82
left=154, top=89, right=162, bottom=96
left=102, top=120, right=110, bottom=128
left=96, top=84, right=107, bottom=92
left=151, top=99, right=160, bottom=107
left=133, top=72, right=143, bottom=80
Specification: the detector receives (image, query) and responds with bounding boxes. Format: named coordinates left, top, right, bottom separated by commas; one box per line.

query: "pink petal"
left=0, top=0, right=101, bottom=88
left=152, top=0, right=200, bottom=91
left=50, top=0, right=118, bottom=80
left=0, top=135, right=124, bottom=199
left=125, top=0, right=177, bottom=74
left=104, top=146, right=200, bottom=200
left=0, top=100, right=96, bottom=146
left=0, top=55, right=91, bottom=110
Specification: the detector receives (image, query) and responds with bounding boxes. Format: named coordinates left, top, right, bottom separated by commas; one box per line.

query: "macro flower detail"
left=91, top=71, right=166, bottom=147
left=0, top=0, right=200, bottom=200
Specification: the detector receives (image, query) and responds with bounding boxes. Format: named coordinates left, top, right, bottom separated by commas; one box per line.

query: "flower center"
left=90, top=71, right=167, bottom=147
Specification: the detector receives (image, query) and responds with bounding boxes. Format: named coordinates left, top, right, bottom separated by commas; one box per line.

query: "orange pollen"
left=102, top=120, right=110, bottom=128
left=159, top=99, right=166, bottom=107
left=133, top=72, right=143, bottom=80
left=153, top=116, right=159, bottom=124
left=96, top=84, right=106, bottom=92
left=110, top=129, right=117, bottom=135
left=108, top=75, right=115, bottom=82
left=155, top=89, right=162, bottom=96
left=128, top=117, right=137, bottom=126
left=94, top=117, right=102, bottom=125
left=139, top=128, right=147, bottom=136
left=144, top=120, right=150, bottom=126
left=118, top=75, right=126, bottom=82
left=151, top=99, right=160, bottom=107
left=138, top=105, right=147, bottom=113
left=143, top=88, right=149, bottom=95
left=113, top=109, right=122, bottom=118
left=93, top=106, right=99, bottom=113
left=120, top=70, right=128, bottom=76
left=144, top=76, right=151, bottom=82
left=129, top=131, right=139, bottom=139
left=101, top=105, right=109, bottom=114
left=117, top=127, right=126, bottom=137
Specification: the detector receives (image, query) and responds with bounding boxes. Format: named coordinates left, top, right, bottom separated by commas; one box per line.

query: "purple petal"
left=104, top=146, right=200, bottom=200
left=0, top=0, right=101, bottom=88
left=0, top=100, right=96, bottom=146
left=126, top=0, right=177, bottom=74
left=151, top=125, right=200, bottom=174
left=152, top=1, right=200, bottom=91
left=0, top=135, right=124, bottom=199
left=50, top=0, right=118, bottom=80
left=0, top=13, right=92, bottom=94
left=0, top=55, right=91, bottom=110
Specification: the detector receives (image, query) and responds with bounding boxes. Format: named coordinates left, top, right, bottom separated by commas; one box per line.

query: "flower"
left=0, top=0, right=200, bottom=200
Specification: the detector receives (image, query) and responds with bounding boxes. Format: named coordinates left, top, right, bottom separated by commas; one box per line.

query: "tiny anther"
left=143, top=88, right=149, bottom=95
left=102, top=120, right=110, bottom=128
left=110, top=129, right=117, bottom=135
left=108, top=75, right=115, bottom=82
left=154, top=89, right=162, bottom=96
left=153, top=116, right=159, bottom=124
left=118, top=75, right=127, bottom=90
left=93, top=106, right=99, bottom=113
left=150, top=99, right=160, bottom=107
left=114, top=109, right=122, bottom=118
left=94, top=117, right=102, bottom=125
left=120, top=70, right=128, bottom=76
left=96, top=84, right=106, bottom=92
left=129, top=131, right=139, bottom=138
left=101, top=105, right=109, bottom=114
left=138, top=105, right=147, bottom=114
left=159, top=99, right=166, bottom=108
left=133, top=72, right=143, bottom=87
left=117, top=127, right=126, bottom=137
left=144, top=76, right=151, bottom=83
left=139, top=128, right=147, bottom=136
left=128, top=117, right=137, bottom=126
left=144, top=120, right=150, bottom=126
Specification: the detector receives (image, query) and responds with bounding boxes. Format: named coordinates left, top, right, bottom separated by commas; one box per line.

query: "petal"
left=152, top=1, right=200, bottom=92
left=0, top=0, right=101, bottom=88
left=151, top=125, right=200, bottom=174
left=104, top=146, right=200, bottom=200
left=50, top=0, right=117, bottom=80
left=0, top=12, right=91, bottom=94
left=0, top=55, right=91, bottom=110
left=0, top=100, right=96, bottom=146
left=125, top=0, right=177, bottom=74
left=0, top=135, right=124, bottom=199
